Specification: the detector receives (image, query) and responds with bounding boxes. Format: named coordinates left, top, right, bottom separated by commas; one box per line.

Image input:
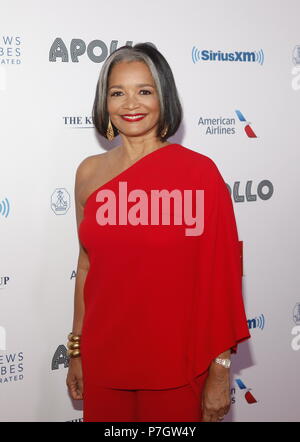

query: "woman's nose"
left=123, top=94, right=139, bottom=109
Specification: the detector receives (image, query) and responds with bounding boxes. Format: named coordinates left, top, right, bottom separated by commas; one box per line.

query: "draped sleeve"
left=187, top=158, right=251, bottom=381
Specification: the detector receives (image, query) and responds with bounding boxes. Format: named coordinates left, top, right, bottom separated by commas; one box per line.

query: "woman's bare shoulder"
left=76, top=147, right=120, bottom=177
left=75, top=147, right=121, bottom=207
left=76, top=152, right=104, bottom=174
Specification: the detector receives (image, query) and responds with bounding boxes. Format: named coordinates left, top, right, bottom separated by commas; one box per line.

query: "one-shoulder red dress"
left=78, top=143, right=251, bottom=397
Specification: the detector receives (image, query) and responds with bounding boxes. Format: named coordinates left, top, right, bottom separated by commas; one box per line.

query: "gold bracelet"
left=67, top=332, right=81, bottom=358
left=68, top=332, right=81, bottom=342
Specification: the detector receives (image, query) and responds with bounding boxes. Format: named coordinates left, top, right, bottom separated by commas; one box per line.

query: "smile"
left=121, top=114, right=146, bottom=122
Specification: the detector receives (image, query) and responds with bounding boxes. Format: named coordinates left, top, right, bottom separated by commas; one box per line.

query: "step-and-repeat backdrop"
left=1, top=0, right=299, bottom=422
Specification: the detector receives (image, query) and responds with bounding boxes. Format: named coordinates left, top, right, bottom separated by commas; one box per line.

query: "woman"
left=66, top=43, right=251, bottom=422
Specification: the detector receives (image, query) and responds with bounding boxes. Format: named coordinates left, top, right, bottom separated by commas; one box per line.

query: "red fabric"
left=79, top=143, right=251, bottom=390
left=83, top=369, right=209, bottom=422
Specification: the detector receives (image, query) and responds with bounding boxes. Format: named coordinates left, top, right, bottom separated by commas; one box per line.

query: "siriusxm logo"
left=0, top=197, right=10, bottom=217
left=192, top=47, right=264, bottom=65
left=247, top=314, right=265, bottom=330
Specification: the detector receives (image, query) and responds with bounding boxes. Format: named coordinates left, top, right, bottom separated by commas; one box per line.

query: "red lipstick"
left=121, top=114, right=146, bottom=122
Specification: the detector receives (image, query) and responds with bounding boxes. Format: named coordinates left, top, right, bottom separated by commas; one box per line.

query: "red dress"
left=78, top=143, right=251, bottom=394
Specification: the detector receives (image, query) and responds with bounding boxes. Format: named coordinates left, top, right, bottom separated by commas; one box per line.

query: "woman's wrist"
left=208, top=349, right=231, bottom=378
left=67, top=332, right=81, bottom=358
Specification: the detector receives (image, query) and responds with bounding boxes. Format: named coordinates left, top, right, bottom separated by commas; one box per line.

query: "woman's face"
left=107, top=61, right=161, bottom=140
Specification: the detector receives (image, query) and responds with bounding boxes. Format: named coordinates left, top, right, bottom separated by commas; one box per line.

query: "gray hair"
left=92, top=43, right=182, bottom=141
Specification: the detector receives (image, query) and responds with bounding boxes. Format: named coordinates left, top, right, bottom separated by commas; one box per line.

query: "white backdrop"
left=0, top=0, right=299, bottom=422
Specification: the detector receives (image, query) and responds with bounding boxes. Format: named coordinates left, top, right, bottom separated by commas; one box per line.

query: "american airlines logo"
left=197, top=110, right=258, bottom=138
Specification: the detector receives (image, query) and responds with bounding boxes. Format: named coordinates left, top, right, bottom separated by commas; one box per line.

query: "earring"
left=106, top=116, right=115, bottom=141
left=160, top=126, right=168, bottom=138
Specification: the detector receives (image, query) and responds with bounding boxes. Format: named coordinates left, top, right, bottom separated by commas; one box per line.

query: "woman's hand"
left=201, top=369, right=231, bottom=422
left=66, top=357, right=84, bottom=400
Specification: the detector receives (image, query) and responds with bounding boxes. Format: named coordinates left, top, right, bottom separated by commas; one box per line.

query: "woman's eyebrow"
left=108, top=83, right=155, bottom=90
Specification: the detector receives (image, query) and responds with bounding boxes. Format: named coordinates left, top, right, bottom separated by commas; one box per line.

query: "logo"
left=197, top=110, right=258, bottom=138
left=52, top=345, right=69, bottom=370
left=192, top=47, right=264, bottom=65
left=235, top=110, right=258, bottom=138
left=63, top=116, right=94, bottom=129
left=198, top=116, right=236, bottom=135
left=248, top=314, right=265, bottom=330
left=235, top=378, right=258, bottom=404
left=0, top=197, right=10, bottom=217
left=227, top=180, right=274, bottom=202
left=49, top=39, right=156, bottom=63
left=51, top=188, right=70, bottom=215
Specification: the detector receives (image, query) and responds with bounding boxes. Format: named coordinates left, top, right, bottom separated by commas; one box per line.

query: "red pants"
left=83, top=369, right=209, bottom=422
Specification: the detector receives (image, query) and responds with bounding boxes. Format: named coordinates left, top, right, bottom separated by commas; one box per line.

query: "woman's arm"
left=208, top=349, right=231, bottom=378
left=202, top=349, right=231, bottom=422
left=66, top=158, right=93, bottom=400
left=71, top=158, right=92, bottom=335
left=71, top=247, right=88, bottom=335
